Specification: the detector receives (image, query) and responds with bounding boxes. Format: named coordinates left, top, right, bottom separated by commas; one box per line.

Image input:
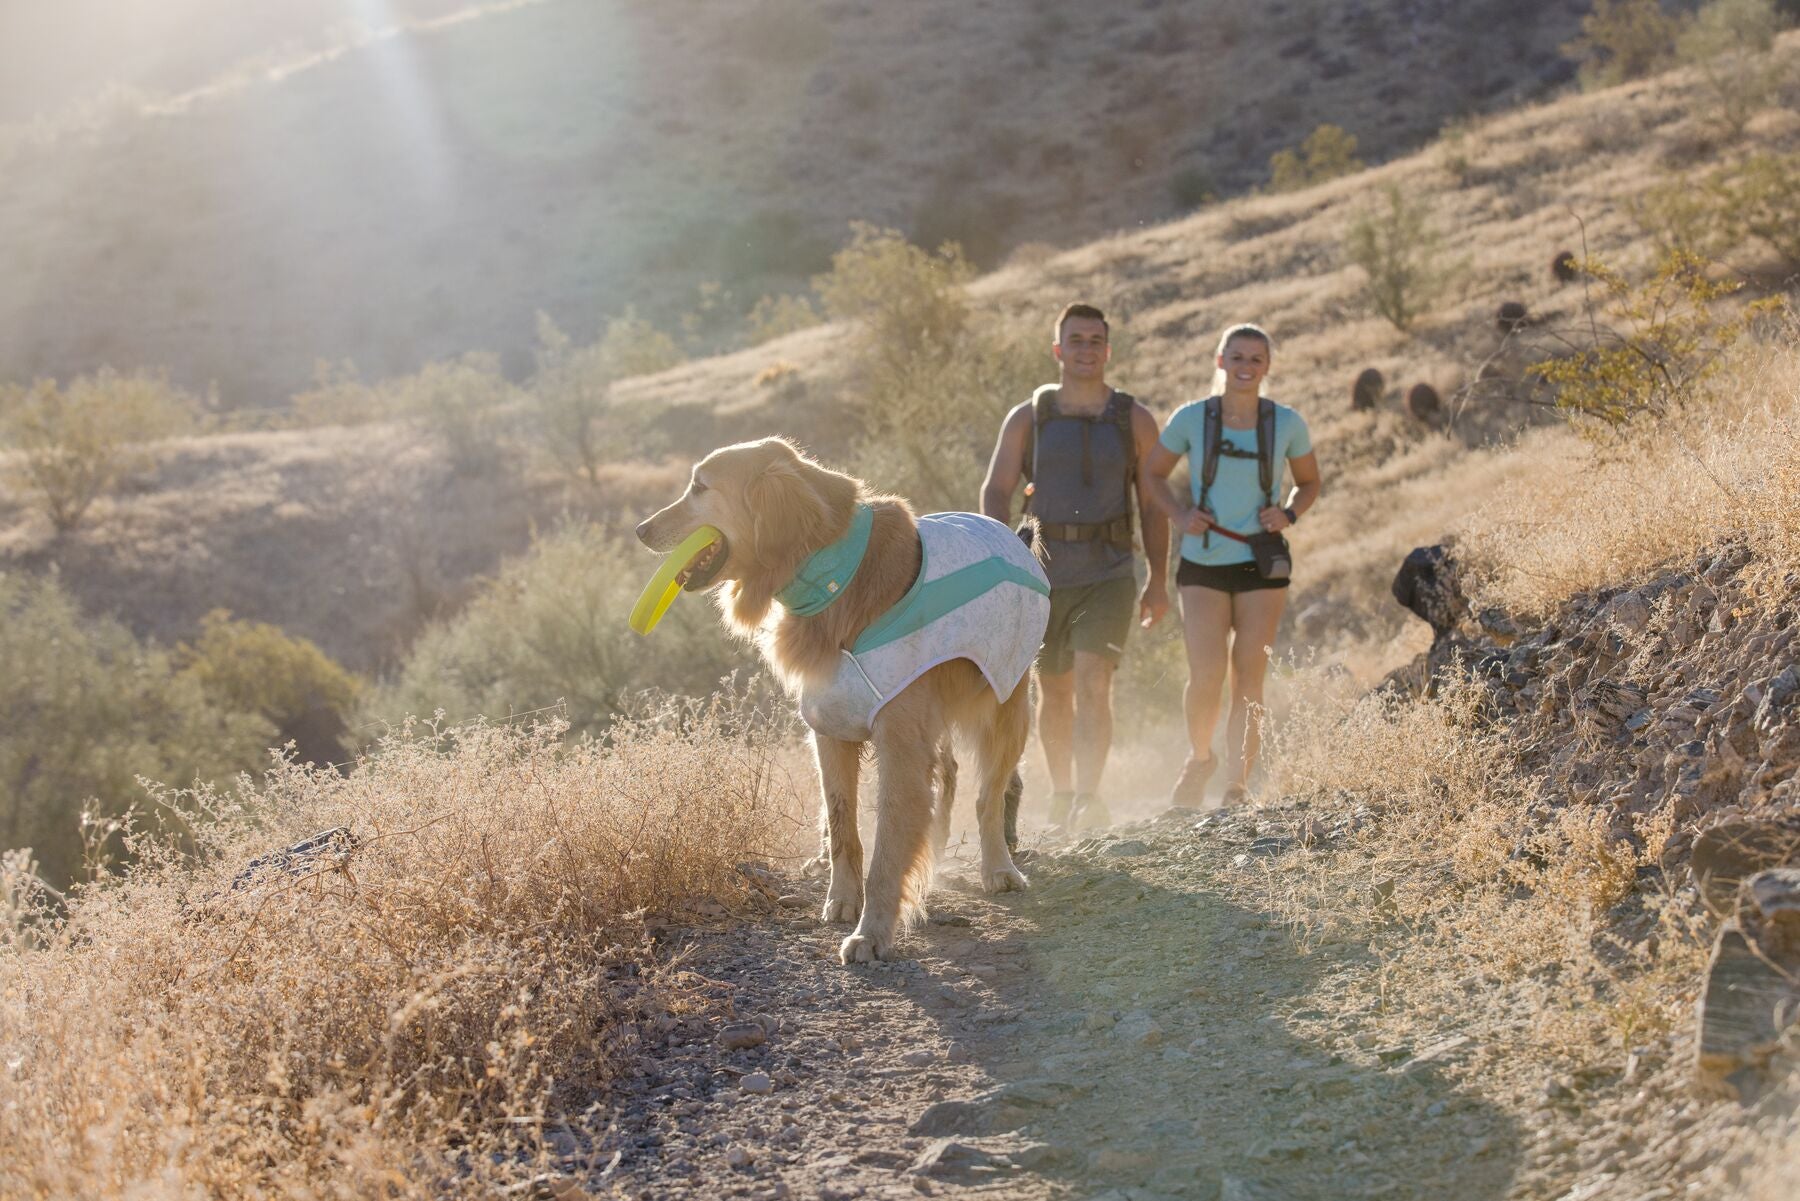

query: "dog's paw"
left=838, top=932, right=889, bottom=964
left=983, top=864, right=1030, bottom=894
left=821, top=894, right=861, bottom=924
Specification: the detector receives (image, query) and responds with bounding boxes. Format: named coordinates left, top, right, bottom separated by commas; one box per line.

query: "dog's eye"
left=691, top=480, right=707, bottom=494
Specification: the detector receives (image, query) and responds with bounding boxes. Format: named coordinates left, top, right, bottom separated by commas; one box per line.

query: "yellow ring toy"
left=629, top=526, right=723, bottom=635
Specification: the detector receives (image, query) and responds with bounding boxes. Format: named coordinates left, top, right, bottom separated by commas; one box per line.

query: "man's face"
left=1053, top=316, right=1110, bottom=381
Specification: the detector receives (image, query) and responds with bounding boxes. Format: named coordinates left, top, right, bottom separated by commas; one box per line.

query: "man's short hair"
left=1054, top=302, right=1108, bottom=343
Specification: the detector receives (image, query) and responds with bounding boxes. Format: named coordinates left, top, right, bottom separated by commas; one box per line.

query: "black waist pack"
left=1247, top=531, right=1292, bottom=580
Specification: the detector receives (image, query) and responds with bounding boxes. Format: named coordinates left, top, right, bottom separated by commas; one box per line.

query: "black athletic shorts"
left=1176, top=558, right=1290, bottom=594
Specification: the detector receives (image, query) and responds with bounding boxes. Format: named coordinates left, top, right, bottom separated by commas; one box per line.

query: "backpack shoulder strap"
left=1022, top=386, right=1057, bottom=483
left=1256, top=397, right=1277, bottom=505
left=1109, top=389, right=1138, bottom=494
left=1200, top=397, right=1223, bottom=493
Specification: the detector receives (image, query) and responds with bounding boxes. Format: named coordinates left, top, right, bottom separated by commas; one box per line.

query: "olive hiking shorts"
left=1037, top=575, right=1136, bottom=676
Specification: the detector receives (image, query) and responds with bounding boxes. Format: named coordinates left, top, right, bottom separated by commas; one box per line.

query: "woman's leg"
left=1179, top=585, right=1233, bottom=769
left=1223, top=586, right=1289, bottom=789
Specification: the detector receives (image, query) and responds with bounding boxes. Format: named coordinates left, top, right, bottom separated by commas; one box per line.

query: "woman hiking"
left=1143, top=324, right=1322, bottom=807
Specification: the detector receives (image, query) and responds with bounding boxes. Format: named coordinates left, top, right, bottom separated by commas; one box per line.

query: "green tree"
left=0, top=574, right=268, bottom=888
left=1268, top=124, right=1363, bottom=192
left=1344, top=185, right=1456, bottom=332
left=1563, top=0, right=1683, bottom=89
left=0, top=369, right=200, bottom=532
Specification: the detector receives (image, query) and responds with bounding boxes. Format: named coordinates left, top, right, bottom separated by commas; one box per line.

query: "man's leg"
left=1071, top=650, right=1116, bottom=799
left=1224, top=587, right=1288, bottom=790
left=1037, top=668, right=1076, bottom=804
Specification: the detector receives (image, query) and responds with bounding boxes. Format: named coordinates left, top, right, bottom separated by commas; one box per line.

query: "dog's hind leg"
left=814, top=734, right=864, bottom=925
left=929, top=735, right=957, bottom=857
left=841, top=698, right=938, bottom=964
left=974, top=686, right=1032, bottom=894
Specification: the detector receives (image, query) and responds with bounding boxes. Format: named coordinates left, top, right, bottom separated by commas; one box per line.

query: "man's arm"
left=1131, top=402, right=1173, bottom=628
left=981, top=403, right=1033, bottom=524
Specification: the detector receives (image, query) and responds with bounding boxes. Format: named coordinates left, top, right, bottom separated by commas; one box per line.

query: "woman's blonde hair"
left=1210, top=323, right=1274, bottom=397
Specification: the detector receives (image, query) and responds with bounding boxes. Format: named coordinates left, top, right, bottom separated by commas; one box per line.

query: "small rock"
left=929, top=911, right=973, bottom=927
left=1114, top=1010, right=1165, bottom=1047
left=909, top=1138, right=1005, bottom=1178
left=776, top=893, right=809, bottom=908
left=1104, top=839, right=1152, bottom=857
left=724, top=1145, right=754, bottom=1168
left=718, top=1023, right=767, bottom=1051
left=900, top=1049, right=937, bottom=1068
left=739, top=1073, right=774, bottom=1095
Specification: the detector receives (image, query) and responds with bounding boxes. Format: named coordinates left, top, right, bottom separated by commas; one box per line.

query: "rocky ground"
left=520, top=802, right=1789, bottom=1201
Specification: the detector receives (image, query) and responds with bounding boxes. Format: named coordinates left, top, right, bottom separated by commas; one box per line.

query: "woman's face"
left=1217, top=335, right=1270, bottom=393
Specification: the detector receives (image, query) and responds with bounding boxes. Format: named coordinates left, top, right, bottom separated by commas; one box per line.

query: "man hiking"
left=980, top=302, right=1171, bottom=831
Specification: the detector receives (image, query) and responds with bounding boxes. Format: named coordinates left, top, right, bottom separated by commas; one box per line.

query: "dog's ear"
left=748, top=456, right=830, bottom=563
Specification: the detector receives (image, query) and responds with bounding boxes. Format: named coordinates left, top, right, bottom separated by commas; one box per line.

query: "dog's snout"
left=635, top=517, right=655, bottom=546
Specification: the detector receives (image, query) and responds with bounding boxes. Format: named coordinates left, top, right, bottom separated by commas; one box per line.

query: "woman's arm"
left=1258, top=451, right=1321, bottom=532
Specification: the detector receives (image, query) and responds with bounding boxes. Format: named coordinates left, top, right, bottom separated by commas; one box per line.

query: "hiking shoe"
left=1072, top=793, right=1112, bottom=830
left=1220, top=782, right=1250, bottom=808
left=1046, top=790, right=1075, bottom=828
left=1169, top=755, right=1216, bottom=808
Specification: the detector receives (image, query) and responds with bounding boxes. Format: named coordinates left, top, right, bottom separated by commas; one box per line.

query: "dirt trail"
left=574, top=805, right=1527, bottom=1201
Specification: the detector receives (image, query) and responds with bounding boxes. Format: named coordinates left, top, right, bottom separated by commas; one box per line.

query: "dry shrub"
left=1460, top=333, right=1800, bottom=616
left=0, top=706, right=802, bottom=1199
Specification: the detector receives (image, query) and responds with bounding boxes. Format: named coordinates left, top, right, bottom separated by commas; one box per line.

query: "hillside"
left=8, top=34, right=1796, bottom=680
left=0, top=0, right=1590, bottom=405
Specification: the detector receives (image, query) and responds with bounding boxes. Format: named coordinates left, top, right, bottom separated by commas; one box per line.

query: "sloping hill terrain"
left=10, top=34, right=1795, bottom=679
left=0, top=0, right=1588, bottom=404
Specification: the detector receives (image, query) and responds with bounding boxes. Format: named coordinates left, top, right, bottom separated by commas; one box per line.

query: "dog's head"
left=635, top=437, right=860, bottom=629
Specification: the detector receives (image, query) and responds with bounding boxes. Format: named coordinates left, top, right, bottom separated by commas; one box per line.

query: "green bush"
left=1170, top=165, right=1218, bottom=211
left=1563, top=0, right=1683, bottom=89
left=395, top=353, right=519, bottom=470
left=744, top=293, right=821, bottom=345
left=1634, top=152, right=1800, bottom=272
left=0, top=369, right=201, bottom=532
left=1344, top=184, right=1457, bottom=332
left=848, top=319, right=1045, bottom=516
left=1529, top=250, right=1784, bottom=425
left=370, top=525, right=743, bottom=738
left=528, top=310, right=686, bottom=487
left=1268, top=124, right=1362, bottom=192
left=1676, top=0, right=1785, bottom=137
left=176, top=611, right=361, bottom=755
left=0, top=574, right=269, bottom=888
left=814, top=223, right=973, bottom=380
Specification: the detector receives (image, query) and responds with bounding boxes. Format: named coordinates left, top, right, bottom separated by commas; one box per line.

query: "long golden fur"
left=636, top=437, right=1031, bottom=963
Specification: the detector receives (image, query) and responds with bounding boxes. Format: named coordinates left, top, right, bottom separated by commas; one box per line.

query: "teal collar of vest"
left=776, top=503, right=874, bottom=616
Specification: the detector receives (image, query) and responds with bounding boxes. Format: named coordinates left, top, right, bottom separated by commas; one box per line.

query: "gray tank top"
left=1025, top=386, right=1136, bottom=589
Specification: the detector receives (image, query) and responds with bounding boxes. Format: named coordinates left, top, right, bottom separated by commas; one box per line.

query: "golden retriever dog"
left=635, top=437, right=1033, bottom=963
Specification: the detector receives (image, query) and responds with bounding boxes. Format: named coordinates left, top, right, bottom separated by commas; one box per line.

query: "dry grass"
left=0, top=702, right=809, bottom=1199
left=1255, top=667, right=1715, bottom=1095
left=1458, top=333, right=1800, bottom=617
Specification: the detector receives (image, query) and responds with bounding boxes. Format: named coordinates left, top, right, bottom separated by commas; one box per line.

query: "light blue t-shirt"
left=1159, top=398, right=1312, bottom=566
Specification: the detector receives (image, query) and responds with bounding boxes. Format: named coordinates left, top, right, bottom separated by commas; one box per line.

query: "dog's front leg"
left=841, top=717, right=934, bottom=964
left=814, top=733, right=864, bottom=925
